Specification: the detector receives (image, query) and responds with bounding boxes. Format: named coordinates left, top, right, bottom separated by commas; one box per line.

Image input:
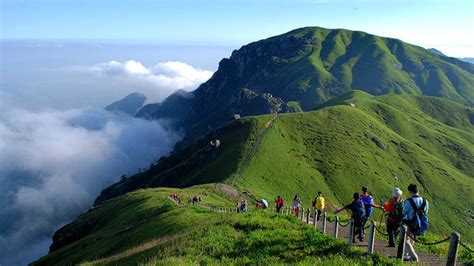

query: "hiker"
left=293, top=194, right=302, bottom=217
left=402, top=184, right=429, bottom=262
left=198, top=196, right=202, bottom=203
left=334, top=192, right=367, bottom=242
left=192, top=196, right=198, bottom=204
left=312, top=192, right=325, bottom=221
left=240, top=199, right=248, bottom=213
left=256, top=201, right=263, bottom=209
left=383, top=187, right=404, bottom=247
left=361, top=187, right=381, bottom=233
left=275, top=196, right=284, bottom=213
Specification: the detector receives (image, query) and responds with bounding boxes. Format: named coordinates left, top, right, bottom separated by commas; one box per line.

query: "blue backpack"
left=407, top=198, right=429, bottom=236
left=352, top=200, right=367, bottom=224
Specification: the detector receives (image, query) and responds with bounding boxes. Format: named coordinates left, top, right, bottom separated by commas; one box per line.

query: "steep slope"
left=137, top=27, right=474, bottom=140
left=97, top=93, right=474, bottom=240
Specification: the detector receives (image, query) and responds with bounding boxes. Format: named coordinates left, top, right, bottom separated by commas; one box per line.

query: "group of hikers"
left=334, top=184, right=428, bottom=262
left=236, top=184, right=428, bottom=262
left=170, top=193, right=183, bottom=204
left=170, top=193, right=202, bottom=205
left=188, top=195, right=202, bottom=204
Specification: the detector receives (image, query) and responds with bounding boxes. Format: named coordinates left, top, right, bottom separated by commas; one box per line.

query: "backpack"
left=393, top=199, right=404, bottom=222
left=406, top=198, right=429, bottom=236
left=352, top=200, right=367, bottom=224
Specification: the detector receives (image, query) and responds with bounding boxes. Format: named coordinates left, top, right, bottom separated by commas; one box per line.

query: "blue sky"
left=1, top=0, right=473, bottom=56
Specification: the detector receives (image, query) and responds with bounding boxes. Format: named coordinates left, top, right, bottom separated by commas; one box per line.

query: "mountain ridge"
left=137, top=26, right=474, bottom=141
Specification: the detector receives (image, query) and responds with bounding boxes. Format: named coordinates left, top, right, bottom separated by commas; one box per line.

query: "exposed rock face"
left=106, top=92, right=147, bottom=115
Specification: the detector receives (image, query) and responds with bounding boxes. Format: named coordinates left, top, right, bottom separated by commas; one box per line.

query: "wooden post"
left=447, top=232, right=460, bottom=266
left=367, top=221, right=376, bottom=254
left=348, top=218, right=354, bottom=246
left=286, top=206, right=289, bottom=215
left=300, top=207, right=305, bottom=220
left=313, top=209, right=317, bottom=228
left=306, top=208, right=310, bottom=223
left=321, top=213, right=327, bottom=233
left=333, top=216, right=339, bottom=238
left=397, top=224, right=407, bottom=259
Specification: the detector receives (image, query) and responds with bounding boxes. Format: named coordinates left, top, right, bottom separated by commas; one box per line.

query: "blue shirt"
left=403, top=195, right=429, bottom=221
left=361, top=194, right=373, bottom=217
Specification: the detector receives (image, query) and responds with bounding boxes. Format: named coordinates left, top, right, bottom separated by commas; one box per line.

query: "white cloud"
left=0, top=104, right=182, bottom=265
left=72, top=60, right=213, bottom=103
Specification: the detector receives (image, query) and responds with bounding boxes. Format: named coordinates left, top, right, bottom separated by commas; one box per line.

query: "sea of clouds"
left=0, top=106, right=182, bottom=265
left=0, top=43, right=218, bottom=265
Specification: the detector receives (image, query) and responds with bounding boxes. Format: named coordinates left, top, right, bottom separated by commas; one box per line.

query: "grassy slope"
left=34, top=186, right=393, bottom=265
left=35, top=93, right=473, bottom=265
left=235, top=93, right=473, bottom=241
left=102, top=92, right=473, bottom=240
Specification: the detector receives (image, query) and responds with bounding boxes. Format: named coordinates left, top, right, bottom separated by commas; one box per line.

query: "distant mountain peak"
left=428, top=48, right=447, bottom=57
left=105, top=92, right=147, bottom=115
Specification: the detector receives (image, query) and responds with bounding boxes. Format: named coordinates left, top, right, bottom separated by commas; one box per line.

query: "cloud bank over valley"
left=0, top=104, right=182, bottom=265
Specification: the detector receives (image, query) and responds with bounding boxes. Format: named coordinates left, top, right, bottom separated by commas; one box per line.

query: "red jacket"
left=275, top=198, right=284, bottom=207
left=383, top=199, right=395, bottom=214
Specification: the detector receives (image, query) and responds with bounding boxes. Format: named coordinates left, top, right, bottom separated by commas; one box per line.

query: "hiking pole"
left=379, top=209, right=385, bottom=226
left=379, top=201, right=385, bottom=225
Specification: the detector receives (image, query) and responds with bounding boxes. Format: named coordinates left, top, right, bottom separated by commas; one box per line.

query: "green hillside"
left=137, top=27, right=474, bottom=139
left=97, top=92, right=474, bottom=241
left=34, top=186, right=391, bottom=265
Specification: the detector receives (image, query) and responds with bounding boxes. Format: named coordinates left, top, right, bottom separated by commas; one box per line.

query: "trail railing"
left=172, top=197, right=471, bottom=265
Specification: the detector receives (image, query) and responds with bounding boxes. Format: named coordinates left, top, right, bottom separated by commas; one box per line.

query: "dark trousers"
left=276, top=206, right=282, bottom=213
left=316, top=210, right=322, bottom=221
left=353, top=222, right=365, bottom=242
left=387, top=219, right=400, bottom=246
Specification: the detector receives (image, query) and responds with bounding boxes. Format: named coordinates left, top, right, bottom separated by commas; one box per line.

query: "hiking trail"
left=172, top=197, right=468, bottom=266
left=231, top=114, right=278, bottom=185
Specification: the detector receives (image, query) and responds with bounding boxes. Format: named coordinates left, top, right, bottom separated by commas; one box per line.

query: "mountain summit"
left=137, top=27, right=474, bottom=140
left=106, top=92, right=147, bottom=115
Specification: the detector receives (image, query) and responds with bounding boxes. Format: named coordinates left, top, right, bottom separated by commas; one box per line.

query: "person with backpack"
left=240, top=199, right=248, bottom=214
left=334, top=192, right=367, bottom=243
left=293, top=194, right=302, bottom=217
left=275, top=196, right=284, bottom=213
left=383, top=187, right=404, bottom=247
left=402, top=184, right=429, bottom=262
left=312, top=192, right=325, bottom=221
